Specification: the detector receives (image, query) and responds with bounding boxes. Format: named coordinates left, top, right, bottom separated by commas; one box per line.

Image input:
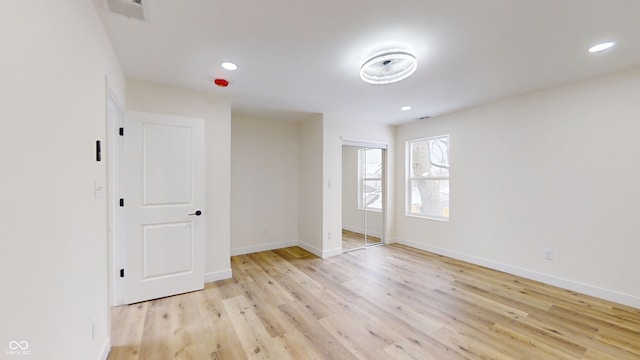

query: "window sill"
left=405, top=213, right=449, bottom=222
left=358, top=208, right=382, bottom=213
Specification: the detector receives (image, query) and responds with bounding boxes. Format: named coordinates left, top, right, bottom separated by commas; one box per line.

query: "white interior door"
left=124, top=111, right=205, bottom=304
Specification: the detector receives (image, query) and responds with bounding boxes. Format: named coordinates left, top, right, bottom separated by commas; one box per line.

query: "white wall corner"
left=322, top=247, right=344, bottom=258
left=100, top=337, right=111, bottom=360
left=229, top=239, right=344, bottom=259
left=384, top=237, right=397, bottom=244
left=231, top=240, right=299, bottom=256
left=394, top=238, right=640, bottom=309
left=296, top=240, right=324, bottom=258
left=204, top=269, right=233, bottom=283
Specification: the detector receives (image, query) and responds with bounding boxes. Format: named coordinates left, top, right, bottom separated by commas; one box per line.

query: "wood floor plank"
left=271, top=273, right=331, bottom=320
left=174, top=292, right=212, bottom=359
left=384, top=338, right=457, bottom=360
left=108, top=302, right=147, bottom=360
left=246, top=251, right=287, bottom=277
left=136, top=296, right=188, bottom=360
left=196, top=286, right=243, bottom=356
left=342, top=277, right=447, bottom=336
left=211, top=343, right=247, bottom=360
left=319, top=314, right=396, bottom=360
left=222, top=295, right=293, bottom=360
left=111, top=244, right=640, bottom=359
left=277, top=330, right=328, bottom=359
left=237, top=279, right=293, bottom=337
left=492, top=322, right=582, bottom=360
left=430, top=326, right=516, bottom=360
left=277, top=299, right=358, bottom=359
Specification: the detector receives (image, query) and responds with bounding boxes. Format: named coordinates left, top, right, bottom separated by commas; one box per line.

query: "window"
left=358, top=148, right=382, bottom=211
left=407, top=135, right=450, bottom=219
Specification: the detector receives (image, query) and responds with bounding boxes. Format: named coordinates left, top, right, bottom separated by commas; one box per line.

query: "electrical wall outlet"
left=328, top=231, right=333, bottom=240
left=544, top=248, right=554, bottom=261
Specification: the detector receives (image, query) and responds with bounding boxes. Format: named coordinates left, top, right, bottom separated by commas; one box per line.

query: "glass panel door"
left=342, top=145, right=385, bottom=252
left=362, top=148, right=383, bottom=247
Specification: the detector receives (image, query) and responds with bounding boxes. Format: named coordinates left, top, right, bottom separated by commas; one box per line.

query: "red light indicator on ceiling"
left=214, top=78, right=229, bottom=87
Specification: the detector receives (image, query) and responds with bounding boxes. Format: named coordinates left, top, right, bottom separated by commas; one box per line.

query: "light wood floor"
left=109, top=244, right=640, bottom=359
left=342, top=229, right=382, bottom=251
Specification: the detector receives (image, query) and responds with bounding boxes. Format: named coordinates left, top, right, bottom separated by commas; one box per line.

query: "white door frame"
left=106, top=85, right=125, bottom=306
left=341, top=138, right=388, bottom=252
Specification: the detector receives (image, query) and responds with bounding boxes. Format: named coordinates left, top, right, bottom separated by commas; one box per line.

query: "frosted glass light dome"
left=360, top=49, right=417, bottom=85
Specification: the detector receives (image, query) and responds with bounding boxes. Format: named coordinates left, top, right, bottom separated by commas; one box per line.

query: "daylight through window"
left=407, top=135, right=450, bottom=219
left=358, top=148, right=382, bottom=211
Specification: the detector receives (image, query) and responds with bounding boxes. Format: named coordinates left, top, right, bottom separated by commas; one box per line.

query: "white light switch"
left=328, top=180, right=333, bottom=189
left=95, top=180, right=105, bottom=199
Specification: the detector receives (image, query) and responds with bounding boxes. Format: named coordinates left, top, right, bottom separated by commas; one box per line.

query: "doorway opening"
left=341, top=141, right=386, bottom=252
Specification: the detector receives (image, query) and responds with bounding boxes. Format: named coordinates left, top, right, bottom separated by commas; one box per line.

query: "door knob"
left=189, top=210, right=202, bottom=216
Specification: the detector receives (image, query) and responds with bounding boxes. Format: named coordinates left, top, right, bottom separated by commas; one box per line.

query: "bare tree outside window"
left=408, top=136, right=449, bottom=219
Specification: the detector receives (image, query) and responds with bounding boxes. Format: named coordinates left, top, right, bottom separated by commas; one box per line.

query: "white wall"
left=0, top=2, right=124, bottom=359
left=323, top=114, right=396, bottom=256
left=297, top=115, right=325, bottom=256
left=341, top=146, right=383, bottom=238
left=395, top=66, right=640, bottom=308
left=231, top=115, right=299, bottom=255
left=125, top=79, right=232, bottom=282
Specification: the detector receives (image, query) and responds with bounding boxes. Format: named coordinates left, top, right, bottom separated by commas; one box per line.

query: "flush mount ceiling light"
left=221, top=61, right=238, bottom=71
left=360, top=49, right=417, bottom=85
left=107, top=0, right=145, bottom=20
left=589, top=41, right=615, bottom=53
left=401, top=105, right=412, bottom=111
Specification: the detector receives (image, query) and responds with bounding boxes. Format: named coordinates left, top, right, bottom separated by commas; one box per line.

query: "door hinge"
left=119, top=198, right=124, bottom=207
left=120, top=269, right=125, bottom=278
left=96, top=140, right=102, bottom=162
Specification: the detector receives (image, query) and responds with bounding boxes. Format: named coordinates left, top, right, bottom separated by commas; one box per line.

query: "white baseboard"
left=322, top=247, right=344, bottom=258
left=99, top=337, right=110, bottom=360
left=228, top=240, right=343, bottom=260
left=231, top=240, right=298, bottom=256
left=204, top=269, right=232, bottom=283
left=342, top=225, right=383, bottom=239
left=395, top=238, right=640, bottom=309
left=296, top=240, right=323, bottom=258
left=296, top=240, right=342, bottom=258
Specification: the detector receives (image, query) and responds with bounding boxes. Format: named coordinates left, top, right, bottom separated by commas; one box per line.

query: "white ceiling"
left=96, top=0, right=640, bottom=124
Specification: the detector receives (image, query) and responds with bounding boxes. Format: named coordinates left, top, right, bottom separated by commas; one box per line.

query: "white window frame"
left=406, top=135, right=450, bottom=221
left=358, top=148, right=382, bottom=212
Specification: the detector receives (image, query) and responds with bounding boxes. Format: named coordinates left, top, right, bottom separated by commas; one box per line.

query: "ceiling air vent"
left=107, top=0, right=145, bottom=20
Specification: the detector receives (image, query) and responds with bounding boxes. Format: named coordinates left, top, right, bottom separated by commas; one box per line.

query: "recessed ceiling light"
left=360, top=49, right=417, bottom=85
left=221, top=62, right=238, bottom=71
left=401, top=105, right=412, bottom=111
left=588, top=41, right=615, bottom=53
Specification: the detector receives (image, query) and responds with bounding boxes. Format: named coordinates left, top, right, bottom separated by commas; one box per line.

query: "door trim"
left=341, top=138, right=388, bottom=150
left=106, top=85, right=125, bottom=306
